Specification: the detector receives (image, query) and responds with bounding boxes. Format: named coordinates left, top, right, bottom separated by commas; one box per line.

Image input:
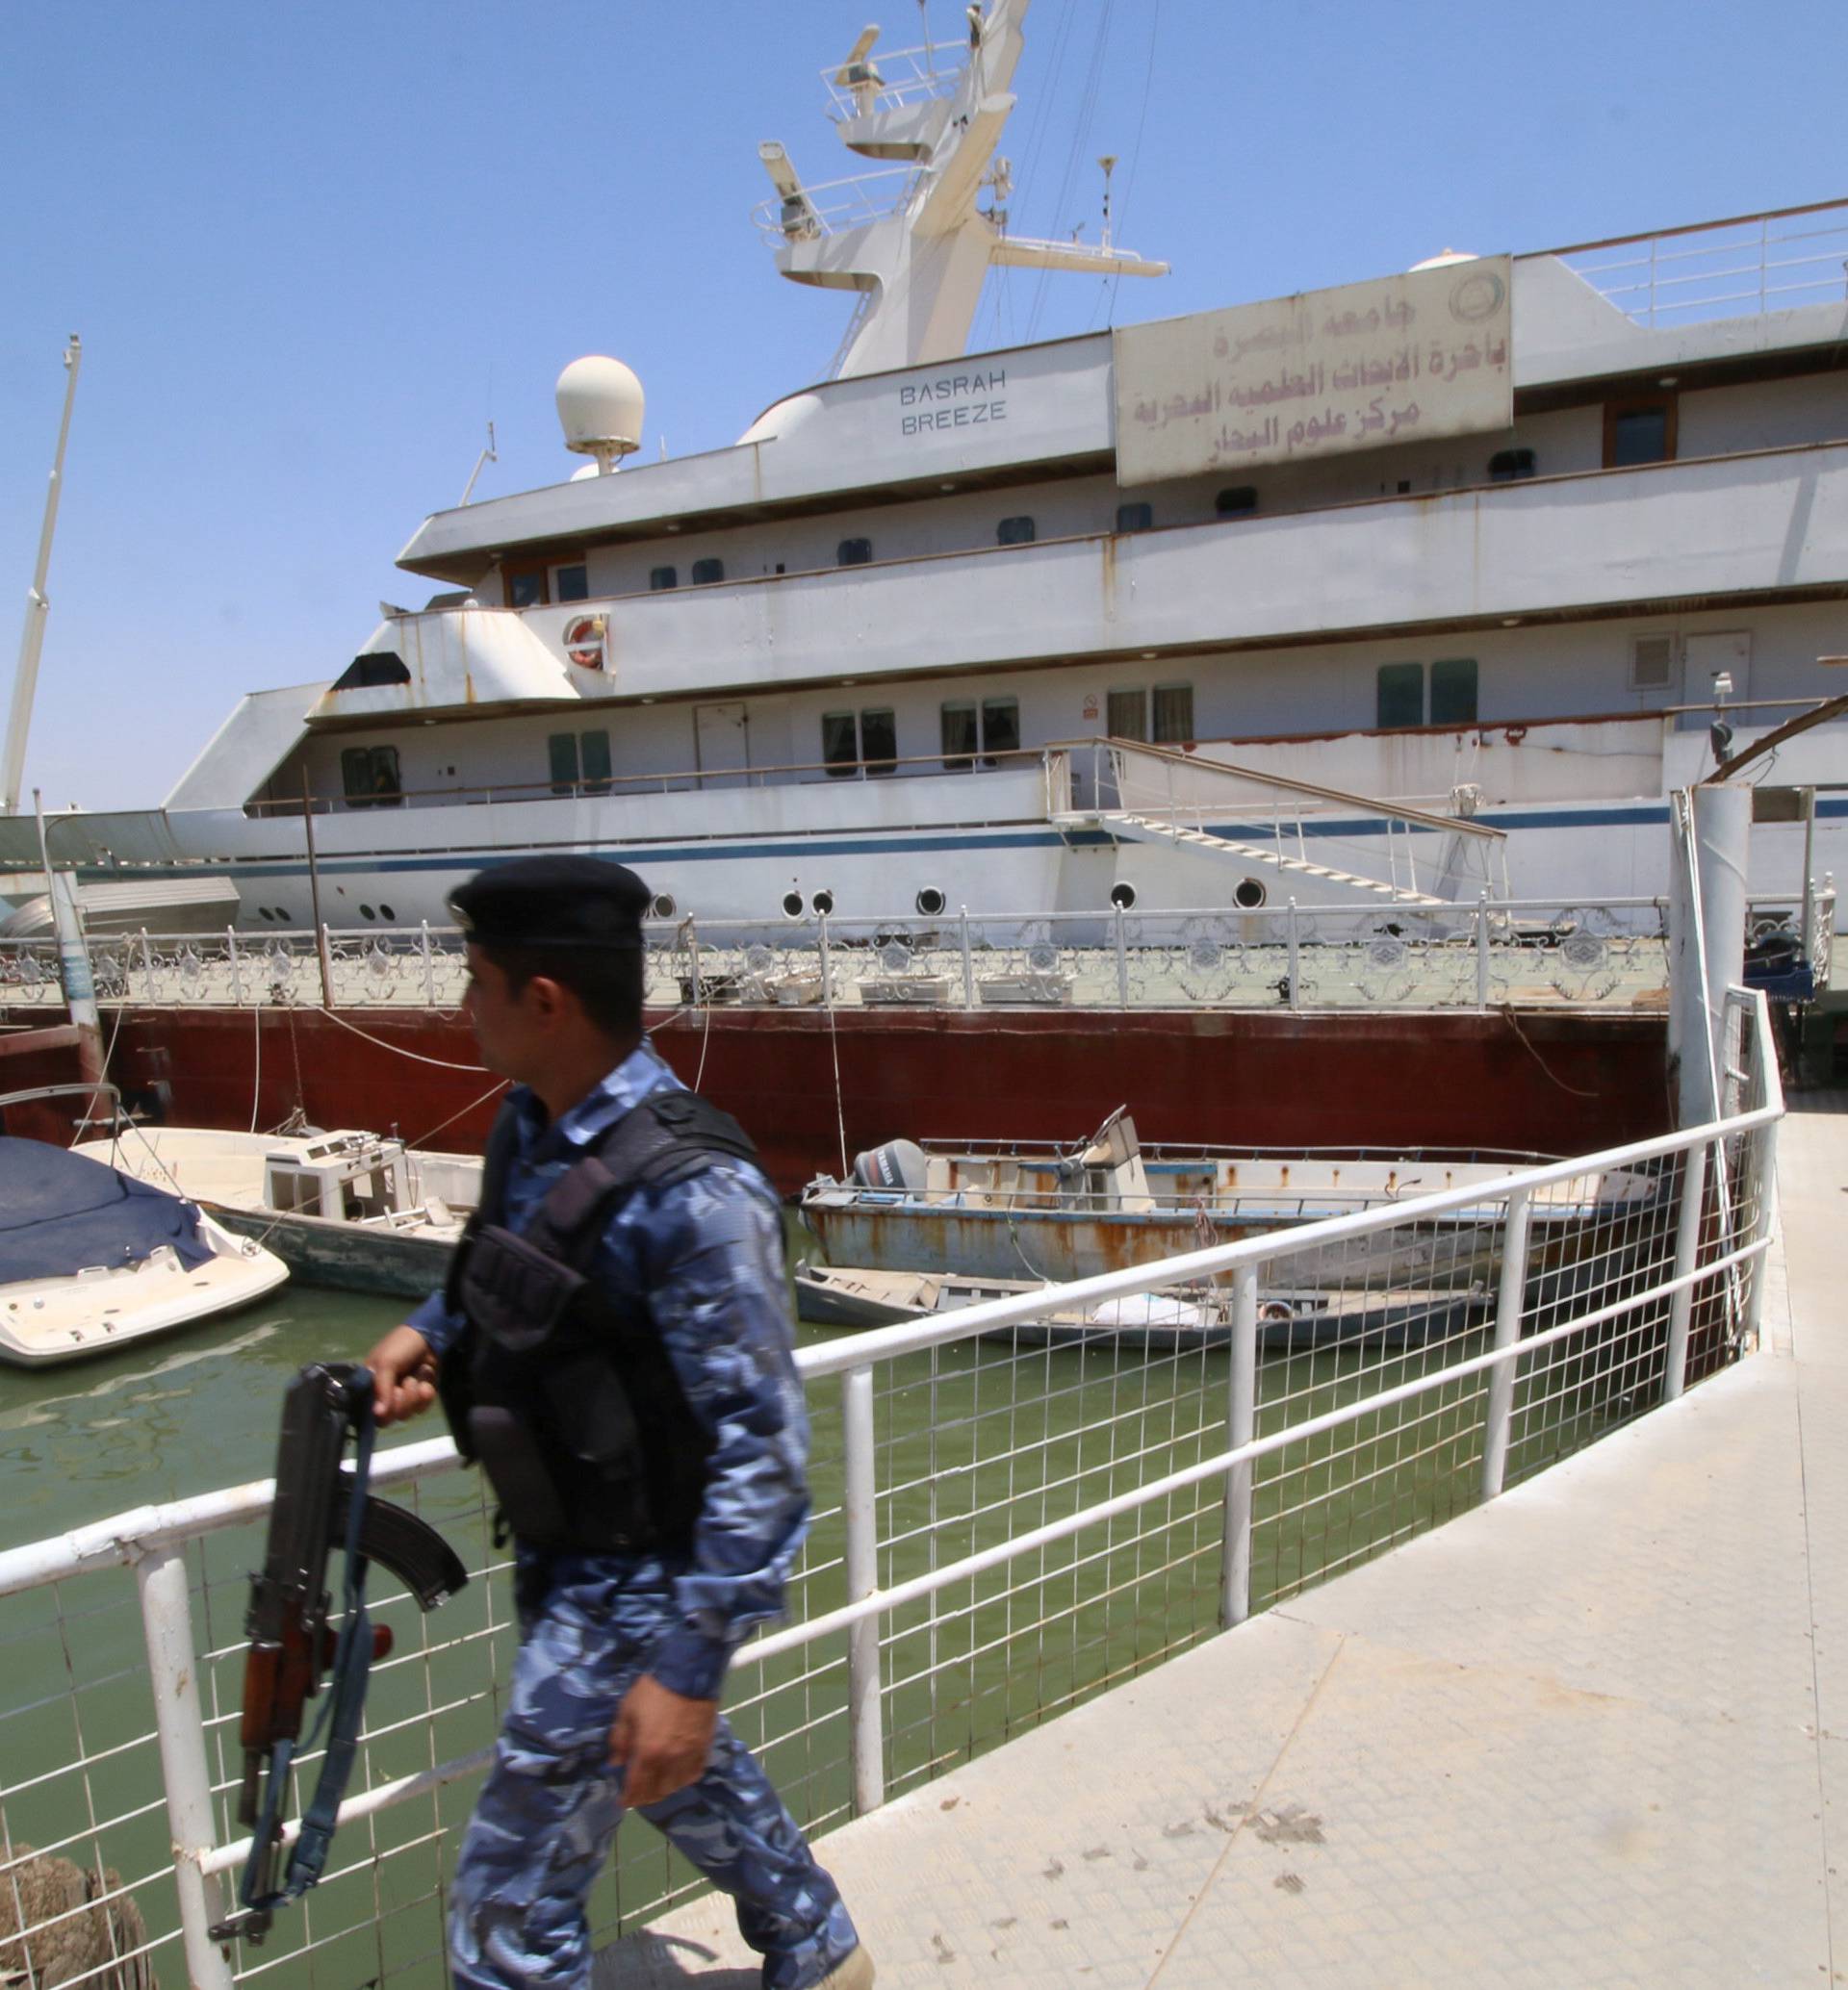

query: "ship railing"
left=1551, top=195, right=1848, bottom=328
left=751, top=165, right=921, bottom=246
left=0, top=988, right=1784, bottom=1989
left=816, top=38, right=965, bottom=121
left=0, top=891, right=1833, bottom=1017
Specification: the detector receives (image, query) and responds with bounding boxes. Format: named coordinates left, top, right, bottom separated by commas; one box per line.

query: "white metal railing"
left=0, top=989, right=1784, bottom=1987
left=816, top=38, right=964, bottom=122
left=751, top=166, right=920, bottom=246
left=1554, top=198, right=1848, bottom=328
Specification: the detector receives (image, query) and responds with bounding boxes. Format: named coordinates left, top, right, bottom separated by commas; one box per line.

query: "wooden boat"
left=0, top=1137, right=287, bottom=1366
left=73, top=1126, right=481, bottom=1299
left=800, top=1110, right=1656, bottom=1290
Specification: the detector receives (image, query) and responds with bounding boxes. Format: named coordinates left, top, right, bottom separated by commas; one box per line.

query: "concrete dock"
left=604, top=1093, right=1846, bottom=1988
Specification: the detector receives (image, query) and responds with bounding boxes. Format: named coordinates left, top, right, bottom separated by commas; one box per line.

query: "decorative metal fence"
left=0, top=990, right=1782, bottom=1989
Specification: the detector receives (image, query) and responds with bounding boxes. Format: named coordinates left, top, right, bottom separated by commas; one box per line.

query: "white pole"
left=1480, top=1186, right=1533, bottom=1498
left=840, top=1365, right=886, bottom=1814
left=3, top=335, right=82, bottom=817
left=135, top=1545, right=237, bottom=1990
left=1220, top=1263, right=1259, bottom=1627
left=1662, top=1138, right=1709, bottom=1400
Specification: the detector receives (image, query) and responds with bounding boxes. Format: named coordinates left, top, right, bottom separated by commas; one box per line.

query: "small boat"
left=72, top=1126, right=482, bottom=1299
left=794, top=1263, right=1491, bottom=1353
left=800, top=1110, right=1657, bottom=1289
left=0, top=1137, right=287, bottom=1367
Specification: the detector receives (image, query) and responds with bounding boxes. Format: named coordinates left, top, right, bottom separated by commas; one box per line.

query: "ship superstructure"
left=2, top=1, right=1844, bottom=936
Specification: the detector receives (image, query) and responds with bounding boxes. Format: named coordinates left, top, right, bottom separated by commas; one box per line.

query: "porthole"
left=277, top=909, right=294, bottom=925
left=1109, top=882, right=1137, bottom=910
left=359, top=904, right=376, bottom=921
left=652, top=894, right=677, bottom=920
left=1233, top=879, right=1268, bottom=910
left=256, top=907, right=273, bottom=922
left=811, top=889, right=835, bottom=917
left=915, top=886, right=946, bottom=917
left=782, top=890, right=805, bottom=919
left=379, top=903, right=397, bottom=921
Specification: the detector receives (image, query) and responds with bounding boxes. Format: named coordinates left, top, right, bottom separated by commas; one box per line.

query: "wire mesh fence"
left=0, top=993, right=1783, bottom=1985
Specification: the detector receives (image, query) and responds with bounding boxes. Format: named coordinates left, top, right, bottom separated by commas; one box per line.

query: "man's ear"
left=524, top=973, right=583, bottom=1030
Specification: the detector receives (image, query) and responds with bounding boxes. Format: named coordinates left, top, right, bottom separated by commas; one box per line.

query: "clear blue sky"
left=1, top=0, right=1838, bottom=810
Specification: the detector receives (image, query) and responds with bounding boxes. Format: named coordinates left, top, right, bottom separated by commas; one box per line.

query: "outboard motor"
left=852, top=1140, right=929, bottom=1193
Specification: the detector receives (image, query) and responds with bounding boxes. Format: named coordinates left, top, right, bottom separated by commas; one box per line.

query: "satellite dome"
left=555, top=355, right=644, bottom=473
left=1409, top=247, right=1478, bottom=270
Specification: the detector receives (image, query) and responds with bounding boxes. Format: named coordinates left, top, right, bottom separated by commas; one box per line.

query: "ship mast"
left=2, top=335, right=82, bottom=817
left=754, top=1, right=1166, bottom=379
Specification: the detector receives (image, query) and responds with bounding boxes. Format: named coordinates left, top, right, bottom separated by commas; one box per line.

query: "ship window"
left=1429, top=658, right=1478, bottom=726
left=1376, top=663, right=1424, bottom=729
left=1116, top=501, right=1153, bottom=532
left=1488, top=448, right=1535, bottom=482
left=822, top=711, right=860, bottom=776
left=1109, top=881, right=1137, bottom=909
left=691, top=557, right=725, bottom=585
left=580, top=729, right=612, bottom=794
left=332, top=651, right=411, bottom=691
left=980, top=697, right=1020, bottom=764
left=1107, top=689, right=1148, bottom=742
left=915, top=886, right=946, bottom=916
left=549, top=730, right=613, bottom=794
left=652, top=894, right=676, bottom=919
left=650, top=565, right=678, bottom=591
left=505, top=566, right=548, bottom=608
left=782, top=890, right=805, bottom=918
left=341, top=745, right=402, bottom=808
left=824, top=708, right=897, bottom=777
left=837, top=537, right=874, bottom=566
left=1215, top=486, right=1258, bottom=517
left=997, top=515, right=1036, bottom=546
left=360, top=904, right=377, bottom=921
left=1630, top=635, right=1678, bottom=692
left=1604, top=395, right=1677, bottom=469
left=380, top=903, right=396, bottom=921
left=257, top=907, right=272, bottom=921
left=554, top=563, right=590, bottom=601
left=1151, top=684, right=1194, bottom=745
left=860, top=708, right=897, bottom=775
left=940, top=702, right=977, bottom=771
left=811, top=889, right=835, bottom=916
left=548, top=733, right=579, bottom=793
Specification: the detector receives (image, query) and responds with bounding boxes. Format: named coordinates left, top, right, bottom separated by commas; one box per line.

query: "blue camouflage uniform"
left=409, top=1038, right=860, bottom=1990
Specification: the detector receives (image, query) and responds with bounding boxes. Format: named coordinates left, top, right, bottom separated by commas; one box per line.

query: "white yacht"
left=4, top=1, right=1843, bottom=935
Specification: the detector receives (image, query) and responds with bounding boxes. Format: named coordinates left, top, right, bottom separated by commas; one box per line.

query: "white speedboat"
left=0, top=4, right=1839, bottom=934
left=0, top=1137, right=287, bottom=1367
left=74, top=1126, right=481, bottom=1299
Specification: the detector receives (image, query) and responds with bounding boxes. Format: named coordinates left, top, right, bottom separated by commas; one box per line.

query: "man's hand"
left=365, top=1326, right=439, bottom=1427
left=609, top=1674, right=718, bottom=1808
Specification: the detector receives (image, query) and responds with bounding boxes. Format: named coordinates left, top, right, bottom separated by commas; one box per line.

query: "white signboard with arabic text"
left=1114, top=256, right=1512, bottom=486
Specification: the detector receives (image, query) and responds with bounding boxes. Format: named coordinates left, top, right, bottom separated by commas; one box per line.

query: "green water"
left=0, top=1244, right=1665, bottom=1987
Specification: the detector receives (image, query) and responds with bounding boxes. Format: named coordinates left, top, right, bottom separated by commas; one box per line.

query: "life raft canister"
left=564, top=614, right=607, bottom=669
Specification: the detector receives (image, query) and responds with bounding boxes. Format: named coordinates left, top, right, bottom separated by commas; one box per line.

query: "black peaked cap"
left=448, top=855, right=653, bottom=950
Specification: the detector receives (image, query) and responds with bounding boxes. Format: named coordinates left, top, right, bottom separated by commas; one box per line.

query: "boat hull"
left=205, top=1205, right=454, bottom=1300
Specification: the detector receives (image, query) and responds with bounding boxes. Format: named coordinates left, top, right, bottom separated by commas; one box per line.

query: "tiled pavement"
left=600, top=1094, right=1846, bottom=1987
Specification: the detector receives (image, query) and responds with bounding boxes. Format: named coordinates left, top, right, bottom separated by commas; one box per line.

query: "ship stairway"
left=1087, top=810, right=1450, bottom=906
left=1043, top=737, right=1507, bottom=908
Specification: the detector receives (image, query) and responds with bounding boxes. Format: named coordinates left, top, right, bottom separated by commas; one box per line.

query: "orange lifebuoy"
left=564, top=615, right=606, bottom=669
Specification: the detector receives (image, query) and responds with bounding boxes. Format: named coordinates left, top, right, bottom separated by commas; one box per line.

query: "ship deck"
left=603, top=1088, right=1847, bottom=1986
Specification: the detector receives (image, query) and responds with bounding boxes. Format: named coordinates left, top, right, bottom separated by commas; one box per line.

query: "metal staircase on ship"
left=1045, top=739, right=1509, bottom=909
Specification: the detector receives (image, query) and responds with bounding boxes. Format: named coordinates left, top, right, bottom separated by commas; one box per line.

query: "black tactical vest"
left=438, top=1086, right=759, bottom=1555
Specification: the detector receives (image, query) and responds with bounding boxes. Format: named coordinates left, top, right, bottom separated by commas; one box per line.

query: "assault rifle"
left=211, top=1362, right=468, bottom=1945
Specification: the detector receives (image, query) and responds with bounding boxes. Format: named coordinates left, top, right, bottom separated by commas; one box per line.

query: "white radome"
left=555, top=355, right=645, bottom=470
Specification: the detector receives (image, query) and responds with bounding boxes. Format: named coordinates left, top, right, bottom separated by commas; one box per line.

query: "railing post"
left=840, top=1365, right=886, bottom=1815
left=1663, top=1137, right=1710, bottom=1400
left=1287, top=899, right=1301, bottom=1010
left=1480, top=1186, right=1533, bottom=1499
left=316, top=920, right=336, bottom=1011
left=139, top=926, right=156, bottom=1004
left=1743, top=1115, right=1781, bottom=1352
left=135, top=1545, right=236, bottom=1990
left=420, top=919, right=435, bottom=1007
left=1219, top=1262, right=1259, bottom=1628
left=959, top=907, right=974, bottom=1008
left=226, top=926, right=244, bottom=1008
left=817, top=913, right=834, bottom=1011
left=1114, top=905, right=1130, bottom=1008
left=1475, top=890, right=1492, bottom=1009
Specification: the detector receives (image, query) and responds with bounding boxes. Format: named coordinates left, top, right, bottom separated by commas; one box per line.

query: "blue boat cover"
left=0, top=1137, right=213, bottom=1284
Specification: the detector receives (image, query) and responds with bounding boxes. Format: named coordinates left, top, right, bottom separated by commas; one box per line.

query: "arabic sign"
left=1113, top=256, right=1512, bottom=486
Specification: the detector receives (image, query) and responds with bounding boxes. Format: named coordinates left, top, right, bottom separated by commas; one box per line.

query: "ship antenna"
left=1098, top=155, right=1117, bottom=252
left=459, top=420, right=498, bottom=507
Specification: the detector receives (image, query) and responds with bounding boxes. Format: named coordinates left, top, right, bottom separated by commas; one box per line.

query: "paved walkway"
left=602, top=1093, right=1847, bottom=1988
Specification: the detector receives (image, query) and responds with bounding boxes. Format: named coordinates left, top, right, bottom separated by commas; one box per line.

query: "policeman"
left=365, top=855, right=871, bottom=1990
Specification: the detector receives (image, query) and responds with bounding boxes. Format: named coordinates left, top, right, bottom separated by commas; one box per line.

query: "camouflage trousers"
left=449, top=1558, right=860, bottom=1990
